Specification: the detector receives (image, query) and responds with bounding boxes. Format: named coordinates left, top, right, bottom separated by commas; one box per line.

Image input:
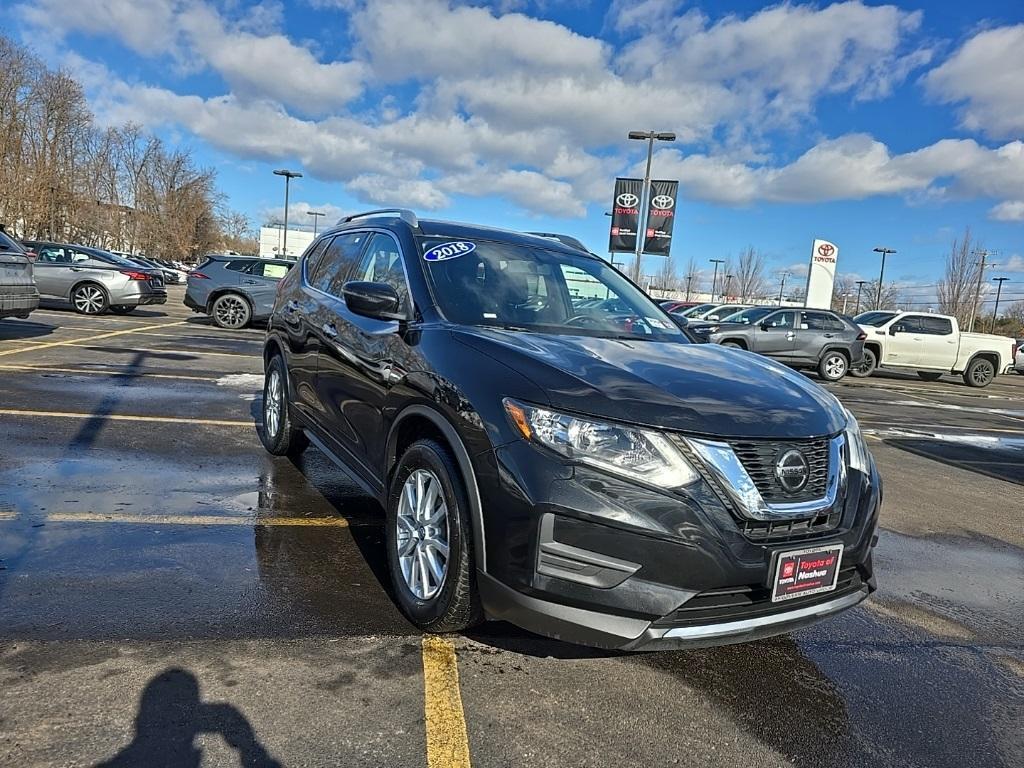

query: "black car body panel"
left=263, top=212, right=880, bottom=650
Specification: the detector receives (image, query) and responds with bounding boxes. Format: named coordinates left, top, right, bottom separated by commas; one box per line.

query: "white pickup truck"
left=851, top=311, right=1017, bottom=387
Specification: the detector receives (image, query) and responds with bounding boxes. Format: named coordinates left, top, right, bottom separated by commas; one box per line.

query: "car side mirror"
left=759, top=321, right=770, bottom=331
left=342, top=281, right=403, bottom=321
left=889, top=326, right=899, bottom=336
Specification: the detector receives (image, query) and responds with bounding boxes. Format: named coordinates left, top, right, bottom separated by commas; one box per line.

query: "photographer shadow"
left=95, top=668, right=281, bottom=768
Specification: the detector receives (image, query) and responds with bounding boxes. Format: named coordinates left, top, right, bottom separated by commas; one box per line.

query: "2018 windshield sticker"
left=424, top=241, right=476, bottom=262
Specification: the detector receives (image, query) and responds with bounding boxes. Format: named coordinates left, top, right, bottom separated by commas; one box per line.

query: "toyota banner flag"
left=608, top=178, right=642, bottom=253
left=642, top=180, right=678, bottom=256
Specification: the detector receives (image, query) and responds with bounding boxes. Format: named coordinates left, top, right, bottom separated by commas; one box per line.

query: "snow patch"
left=217, top=374, right=264, bottom=388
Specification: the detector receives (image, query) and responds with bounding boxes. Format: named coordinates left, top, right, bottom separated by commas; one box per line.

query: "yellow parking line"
left=0, top=510, right=17, bottom=520
left=45, top=512, right=349, bottom=526
left=0, top=320, right=184, bottom=358
left=0, top=408, right=251, bottom=427
left=422, top=635, right=472, bottom=768
left=0, top=364, right=219, bottom=381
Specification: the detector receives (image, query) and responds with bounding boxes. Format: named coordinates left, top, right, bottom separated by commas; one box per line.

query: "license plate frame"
left=770, top=544, right=843, bottom=603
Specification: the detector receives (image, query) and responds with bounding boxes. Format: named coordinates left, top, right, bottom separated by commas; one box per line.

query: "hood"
left=455, top=329, right=846, bottom=439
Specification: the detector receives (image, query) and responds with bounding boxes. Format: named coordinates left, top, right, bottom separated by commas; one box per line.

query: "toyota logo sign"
left=651, top=195, right=675, bottom=211
left=616, top=193, right=639, bottom=208
left=817, top=243, right=835, bottom=259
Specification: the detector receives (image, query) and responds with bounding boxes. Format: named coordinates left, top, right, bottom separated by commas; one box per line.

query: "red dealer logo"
left=782, top=562, right=795, bottom=579
left=817, top=243, right=835, bottom=258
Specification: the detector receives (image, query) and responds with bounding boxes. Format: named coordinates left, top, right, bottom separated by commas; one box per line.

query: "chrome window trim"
left=686, top=434, right=846, bottom=522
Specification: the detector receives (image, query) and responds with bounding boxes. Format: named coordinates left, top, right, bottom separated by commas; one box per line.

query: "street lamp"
left=777, top=271, right=790, bottom=305
left=273, top=169, right=303, bottom=258
left=307, top=210, right=325, bottom=237
left=708, top=258, right=725, bottom=301
left=872, top=247, right=896, bottom=309
left=722, top=274, right=733, bottom=300
left=991, top=276, right=1009, bottom=332
left=855, top=280, right=867, bottom=315
left=627, top=130, right=676, bottom=282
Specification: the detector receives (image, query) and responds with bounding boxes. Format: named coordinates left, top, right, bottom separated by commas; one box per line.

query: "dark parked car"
left=707, top=308, right=866, bottom=381
left=258, top=209, right=880, bottom=651
left=0, top=231, right=39, bottom=319
left=686, top=306, right=780, bottom=341
left=185, top=256, right=295, bottom=328
left=22, top=241, right=166, bottom=315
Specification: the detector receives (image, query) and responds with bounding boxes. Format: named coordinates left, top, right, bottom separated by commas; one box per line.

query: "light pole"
left=273, top=169, right=302, bottom=258
left=685, top=273, right=694, bottom=301
left=722, top=274, right=733, bottom=300
left=627, top=130, right=676, bottom=283
left=991, top=276, right=1009, bottom=333
left=855, top=280, right=867, bottom=314
left=307, top=210, right=324, bottom=237
left=873, top=247, right=896, bottom=309
left=777, top=271, right=789, bottom=305
left=709, top=258, right=725, bottom=301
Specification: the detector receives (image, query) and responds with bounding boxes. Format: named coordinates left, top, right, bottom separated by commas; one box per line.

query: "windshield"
left=721, top=306, right=776, bottom=324
left=420, top=237, right=685, bottom=341
left=854, top=311, right=897, bottom=327
left=679, top=303, right=716, bottom=317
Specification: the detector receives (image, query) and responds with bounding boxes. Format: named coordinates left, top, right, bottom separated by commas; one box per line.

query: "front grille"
left=651, top=565, right=866, bottom=628
left=739, top=510, right=843, bottom=542
left=728, top=438, right=830, bottom=503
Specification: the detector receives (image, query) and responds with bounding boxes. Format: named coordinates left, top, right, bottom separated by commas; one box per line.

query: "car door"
left=792, top=311, right=836, bottom=364
left=31, top=245, right=78, bottom=299
left=315, top=231, right=411, bottom=484
left=750, top=310, right=797, bottom=358
left=240, top=260, right=293, bottom=317
left=917, top=316, right=958, bottom=369
left=883, top=315, right=926, bottom=367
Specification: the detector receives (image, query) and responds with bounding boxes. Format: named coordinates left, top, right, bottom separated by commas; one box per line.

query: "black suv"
left=260, top=210, right=880, bottom=650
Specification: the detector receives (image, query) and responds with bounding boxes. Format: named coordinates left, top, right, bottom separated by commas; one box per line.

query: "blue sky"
left=5, top=0, right=1024, bottom=300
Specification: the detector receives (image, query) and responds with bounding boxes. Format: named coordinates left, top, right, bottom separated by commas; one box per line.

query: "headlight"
left=503, top=399, right=699, bottom=488
left=844, top=410, right=871, bottom=473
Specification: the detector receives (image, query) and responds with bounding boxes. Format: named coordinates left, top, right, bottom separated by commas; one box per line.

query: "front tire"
left=211, top=293, right=251, bottom=329
left=258, top=355, right=308, bottom=457
left=818, top=350, right=849, bottom=382
left=71, top=283, right=109, bottom=315
left=386, top=439, right=482, bottom=633
left=850, top=348, right=877, bottom=378
left=963, top=358, right=995, bottom=388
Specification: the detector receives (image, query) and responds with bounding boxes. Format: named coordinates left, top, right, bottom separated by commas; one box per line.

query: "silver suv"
left=0, top=231, right=39, bottom=319
left=24, top=241, right=167, bottom=315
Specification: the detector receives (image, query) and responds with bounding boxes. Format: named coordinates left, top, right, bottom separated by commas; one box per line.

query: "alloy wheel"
left=971, top=361, right=994, bottom=386
left=825, top=354, right=847, bottom=379
left=74, top=286, right=105, bottom=314
left=214, top=296, right=248, bottom=328
left=396, top=469, right=450, bottom=600
left=264, top=369, right=282, bottom=439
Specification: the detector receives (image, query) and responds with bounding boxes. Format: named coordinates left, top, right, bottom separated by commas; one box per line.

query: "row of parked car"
left=657, top=299, right=1021, bottom=387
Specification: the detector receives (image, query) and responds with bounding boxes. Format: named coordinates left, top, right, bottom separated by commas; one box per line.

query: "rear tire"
left=386, top=439, right=483, bottom=634
left=211, top=292, right=251, bottom=329
left=850, top=348, right=877, bottom=378
left=109, top=305, right=135, bottom=315
left=258, top=355, right=308, bottom=457
left=917, top=371, right=943, bottom=382
left=818, top=350, right=849, bottom=382
left=721, top=341, right=743, bottom=349
left=71, top=283, right=109, bottom=315
left=963, top=357, right=995, bottom=388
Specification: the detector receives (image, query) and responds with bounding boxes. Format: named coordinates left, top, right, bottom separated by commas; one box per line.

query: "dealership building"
left=258, top=226, right=315, bottom=259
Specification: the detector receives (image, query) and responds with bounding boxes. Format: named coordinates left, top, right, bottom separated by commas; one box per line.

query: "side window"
left=801, top=311, right=834, bottom=331
left=352, top=233, right=409, bottom=310
left=248, top=261, right=292, bottom=280
left=765, top=311, right=794, bottom=329
left=923, top=317, right=953, bottom=335
left=895, top=315, right=926, bottom=334
left=225, top=260, right=253, bottom=272
left=300, top=237, right=330, bottom=277
left=310, top=232, right=368, bottom=295
left=37, top=246, right=68, bottom=263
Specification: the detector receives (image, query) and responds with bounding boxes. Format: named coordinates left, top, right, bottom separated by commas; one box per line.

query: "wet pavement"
left=1, top=291, right=1022, bottom=767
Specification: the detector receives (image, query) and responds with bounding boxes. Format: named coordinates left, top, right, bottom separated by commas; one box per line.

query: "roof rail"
left=339, top=209, right=419, bottom=230
left=525, top=232, right=590, bottom=253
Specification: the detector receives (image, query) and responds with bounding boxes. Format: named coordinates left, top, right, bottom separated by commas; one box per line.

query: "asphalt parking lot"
left=1, top=288, right=1021, bottom=768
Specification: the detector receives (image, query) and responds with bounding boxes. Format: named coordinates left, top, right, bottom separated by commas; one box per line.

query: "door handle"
left=321, top=322, right=338, bottom=339
left=823, top=333, right=835, bottom=338
left=241, top=279, right=260, bottom=285
left=70, top=266, right=83, bottom=272
left=786, top=332, right=795, bottom=339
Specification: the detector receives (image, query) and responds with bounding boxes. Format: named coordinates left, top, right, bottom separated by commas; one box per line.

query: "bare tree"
left=831, top=275, right=858, bottom=313
left=937, top=228, right=984, bottom=325
left=733, top=246, right=766, bottom=302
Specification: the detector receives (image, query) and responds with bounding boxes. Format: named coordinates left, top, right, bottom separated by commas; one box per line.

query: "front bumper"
left=475, top=436, right=880, bottom=650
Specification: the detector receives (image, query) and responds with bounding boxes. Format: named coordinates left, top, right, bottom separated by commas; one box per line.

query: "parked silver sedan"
left=0, top=231, right=39, bottom=319
left=23, top=241, right=167, bottom=315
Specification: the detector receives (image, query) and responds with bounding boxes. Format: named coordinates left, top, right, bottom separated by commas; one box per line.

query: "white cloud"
left=990, top=201, right=1024, bottom=223
left=261, top=202, right=348, bottom=228
left=347, top=175, right=451, bottom=209
left=999, top=255, right=1024, bottom=273
left=925, top=24, right=1024, bottom=139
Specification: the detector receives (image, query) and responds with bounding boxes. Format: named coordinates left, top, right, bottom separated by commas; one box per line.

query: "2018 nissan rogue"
left=259, top=210, right=880, bottom=650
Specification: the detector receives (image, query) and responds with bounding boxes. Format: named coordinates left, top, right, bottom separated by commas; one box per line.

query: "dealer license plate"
left=771, top=544, right=843, bottom=603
